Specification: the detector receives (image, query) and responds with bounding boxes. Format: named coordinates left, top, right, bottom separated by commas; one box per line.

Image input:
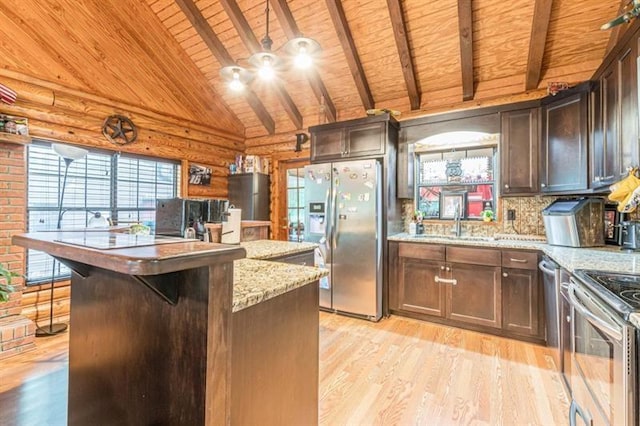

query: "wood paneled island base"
left=12, top=232, right=254, bottom=425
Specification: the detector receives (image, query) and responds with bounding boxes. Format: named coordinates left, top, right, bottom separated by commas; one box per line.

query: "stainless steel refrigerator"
left=304, top=159, right=382, bottom=321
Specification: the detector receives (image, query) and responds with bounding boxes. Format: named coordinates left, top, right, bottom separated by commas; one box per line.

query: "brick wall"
left=0, top=141, right=35, bottom=358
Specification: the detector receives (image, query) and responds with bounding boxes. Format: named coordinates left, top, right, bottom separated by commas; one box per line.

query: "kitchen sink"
left=411, top=234, right=497, bottom=242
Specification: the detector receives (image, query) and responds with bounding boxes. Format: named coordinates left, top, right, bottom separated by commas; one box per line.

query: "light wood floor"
left=0, top=313, right=569, bottom=426
left=319, top=313, right=569, bottom=425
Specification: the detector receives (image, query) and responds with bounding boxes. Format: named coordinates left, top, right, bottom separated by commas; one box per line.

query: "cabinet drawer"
left=446, top=246, right=500, bottom=266
left=501, top=250, right=538, bottom=270
left=398, top=243, right=445, bottom=261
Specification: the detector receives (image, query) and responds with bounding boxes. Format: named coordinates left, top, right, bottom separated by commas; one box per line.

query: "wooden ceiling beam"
left=219, top=0, right=303, bottom=130
left=386, top=0, right=420, bottom=110
left=525, top=0, right=553, bottom=90
left=270, top=0, right=337, bottom=122
left=324, top=0, right=374, bottom=111
left=175, top=0, right=275, bottom=135
left=457, top=0, right=474, bottom=101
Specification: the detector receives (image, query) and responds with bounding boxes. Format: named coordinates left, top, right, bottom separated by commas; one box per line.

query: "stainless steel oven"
left=560, top=269, right=573, bottom=395
left=567, top=274, right=637, bottom=426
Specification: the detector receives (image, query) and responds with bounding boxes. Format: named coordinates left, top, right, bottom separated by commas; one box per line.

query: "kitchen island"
left=12, top=231, right=326, bottom=426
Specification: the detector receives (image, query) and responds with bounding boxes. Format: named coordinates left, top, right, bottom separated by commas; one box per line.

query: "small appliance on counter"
left=156, top=198, right=207, bottom=240
left=221, top=208, right=242, bottom=244
left=620, top=220, right=640, bottom=251
left=204, top=199, right=229, bottom=223
left=604, top=203, right=627, bottom=246
left=542, top=197, right=604, bottom=247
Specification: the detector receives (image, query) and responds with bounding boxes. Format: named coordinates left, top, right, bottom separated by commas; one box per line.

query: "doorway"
left=275, top=159, right=308, bottom=241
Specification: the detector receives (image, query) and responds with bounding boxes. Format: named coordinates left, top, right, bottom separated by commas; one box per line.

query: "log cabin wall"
left=0, top=71, right=245, bottom=327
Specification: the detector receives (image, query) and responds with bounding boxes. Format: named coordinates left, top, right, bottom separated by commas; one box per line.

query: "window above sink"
left=414, top=133, right=498, bottom=221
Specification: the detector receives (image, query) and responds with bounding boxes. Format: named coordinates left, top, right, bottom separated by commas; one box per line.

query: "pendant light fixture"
left=219, top=0, right=321, bottom=92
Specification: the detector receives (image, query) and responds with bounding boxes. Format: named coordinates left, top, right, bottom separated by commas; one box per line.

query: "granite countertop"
left=389, top=233, right=640, bottom=274
left=240, top=239, right=317, bottom=260
left=232, top=258, right=328, bottom=312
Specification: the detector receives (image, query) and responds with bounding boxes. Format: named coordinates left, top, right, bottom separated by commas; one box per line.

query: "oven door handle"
left=538, top=260, right=556, bottom=276
left=567, top=282, right=623, bottom=341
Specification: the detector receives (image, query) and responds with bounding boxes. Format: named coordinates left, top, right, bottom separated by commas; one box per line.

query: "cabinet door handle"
left=509, top=258, right=528, bottom=263
left=541, top=183, right=547, bottom=188
left=502, top=272, right=508, bottom=277
left=440, top=265, right=445, bottom=270
left=435, top=276, right=457, bottom=285
left=446, top=266, right=451, bottom=272
left=504, top=184, right=510, bottom=189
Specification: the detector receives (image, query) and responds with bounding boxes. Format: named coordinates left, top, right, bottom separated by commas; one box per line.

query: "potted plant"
left=481, top=209, right=494, bottom=222
left=0, top=262, right=19, bottom=303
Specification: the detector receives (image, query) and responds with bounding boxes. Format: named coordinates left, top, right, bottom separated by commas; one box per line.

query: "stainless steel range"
left=566, top=269, right=639, bottom=426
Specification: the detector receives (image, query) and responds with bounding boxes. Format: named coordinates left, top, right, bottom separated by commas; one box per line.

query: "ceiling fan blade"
left=601, top=12, right=632, bottom=30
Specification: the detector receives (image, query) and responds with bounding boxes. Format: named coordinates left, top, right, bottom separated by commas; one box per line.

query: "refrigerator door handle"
left=331, top=183, right=338, bottom=249
left=323, top=188, right=331, bottom=244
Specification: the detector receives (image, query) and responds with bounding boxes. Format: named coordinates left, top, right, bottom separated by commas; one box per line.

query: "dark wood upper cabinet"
left=540, top=87, right=589, bottom=193
left=500, top=108, right=540, bottom=195
left=591, top=63, right=619, bottom=189
left=309, top=114, right=397, bottom=162
left=345, top=122, right=386, bottom=157
left=589, top=29, right=640, bottom=189
left=310, top=127, right=344, bottom=161
left=396, top=128, right=415, bottom=199
left=617, top=44, right=638, bottom=178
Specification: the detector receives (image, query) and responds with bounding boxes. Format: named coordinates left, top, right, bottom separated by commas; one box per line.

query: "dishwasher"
left=539, top=257, right=561, bottom=370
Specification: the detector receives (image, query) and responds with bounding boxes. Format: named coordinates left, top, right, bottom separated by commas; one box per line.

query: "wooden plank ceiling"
left=0, top=0, right=625, bottom=146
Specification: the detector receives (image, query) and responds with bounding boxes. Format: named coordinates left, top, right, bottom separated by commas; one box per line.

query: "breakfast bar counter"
left=12, top=231, right=325, bottom=426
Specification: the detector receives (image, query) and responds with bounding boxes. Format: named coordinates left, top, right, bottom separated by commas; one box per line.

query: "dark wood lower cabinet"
left=502, top=267, right=543, bottom=339
left=448, top=263, right=501, bottom=329
left=397, top=258, right=446, bottom=317
left=389, top=241, right=544, bottom=344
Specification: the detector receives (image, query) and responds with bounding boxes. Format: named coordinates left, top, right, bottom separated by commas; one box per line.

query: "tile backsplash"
left=401, top=195, right=618, bottom=238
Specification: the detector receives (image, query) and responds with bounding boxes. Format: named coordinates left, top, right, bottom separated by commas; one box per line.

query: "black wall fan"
left=601, top=0, right=640, bottom=30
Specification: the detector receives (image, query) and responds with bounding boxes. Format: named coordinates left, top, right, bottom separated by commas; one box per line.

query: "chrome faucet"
left=452, top=205, right=462, bottom=237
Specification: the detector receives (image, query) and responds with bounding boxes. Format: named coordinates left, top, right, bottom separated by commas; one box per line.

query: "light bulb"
left=229, top=79, right=244, bottom=91
left=293, top=42, right=312, bottom=69
left=258, top=56, right=274, bottom=80
left=294, top=52, right=312, bottom=69
left=228, top=70, right=245, bottom=91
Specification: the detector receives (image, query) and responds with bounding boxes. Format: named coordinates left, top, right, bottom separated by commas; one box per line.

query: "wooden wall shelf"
left=0, top=133, right=32, bottom=145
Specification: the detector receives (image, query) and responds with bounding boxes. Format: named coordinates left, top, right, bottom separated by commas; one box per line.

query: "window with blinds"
left=26, top=141, right=180, bottom=284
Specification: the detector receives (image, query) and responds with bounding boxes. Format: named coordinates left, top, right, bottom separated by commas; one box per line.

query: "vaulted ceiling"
left=0, top=0, right=627, bottom=149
